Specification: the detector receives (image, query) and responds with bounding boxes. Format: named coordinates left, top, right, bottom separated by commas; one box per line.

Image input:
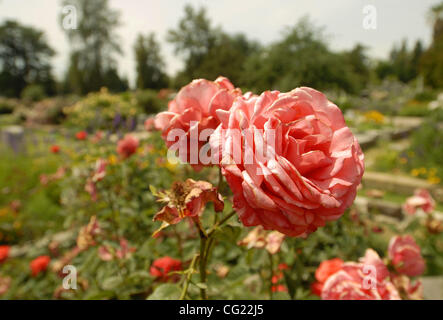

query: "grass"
left=0, top=131, right=65, bottom=244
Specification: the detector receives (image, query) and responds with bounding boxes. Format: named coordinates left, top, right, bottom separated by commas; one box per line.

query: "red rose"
left=116, top=135, right=139, bottom=159
left=311, top=282, right=323, bottom=296
left=311, top=258, right=343, bottom=296
left=210, top=87, right=364, bottom=237
left=322, top=250, right=400, bottom=300
left=388, top=235, right=425, bottom=277
left=0, top=245, right=10, bottom=263
left=76, top=131, right=88, bottom=140
left=30, top=255, right=51, bottom=277
left=50, top=145, right=60, bottom=154
left=271, top=263, right=289, bottom=293
left=154, top=77, right=241, bottom=170
left=315, top=258, right=344, bottom=283
left=150, top=256, right=182, bottom=282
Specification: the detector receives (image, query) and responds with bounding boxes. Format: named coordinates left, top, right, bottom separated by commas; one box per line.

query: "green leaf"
left=102, top=276, right=123, bottom=291
left=195, top=282, right=207, bottom=290
left=149, top=185, right=157, bottom=195
left=147, top=284, right=181, bottom=300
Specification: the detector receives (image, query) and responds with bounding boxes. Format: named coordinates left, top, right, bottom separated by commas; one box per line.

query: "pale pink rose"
left=92, top=159, right=107, bottom=182
left=98, top=238, right=135, bottom=261
left=0, top=276, right=11, bottom=296
left=403, top=189, right=435, bottom=215
left=210, top=87, right=364, bottom=237
left=85, top=179, right=98, bottom=202
left=237, top=226, right=285, bottom=254
left=98, top=246, right=113, bottom=261
left=154, top=77, right=241, bottom=170
left=322, top=249, right=400, bottom=300
left=388, top=235, right=425, bottom=277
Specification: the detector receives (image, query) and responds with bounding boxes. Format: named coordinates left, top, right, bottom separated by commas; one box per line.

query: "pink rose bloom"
left=92, top=159, right=107, bottom=182
left=85, top=179, right=98, bottom=202
left=388, top=235, right=425, bottom=277
left=154, top=77, right=241, bottom=170
left=144, top=117, right=156, bottom=132
left=117, top=135, right=139, bottom=159
left=403, top=189, right=435, bottom=215
left=322, top=249, right=400, bottom=300
left=210, top=87, right=364, bottom=237
left=98, top=238, right=136, bottom=261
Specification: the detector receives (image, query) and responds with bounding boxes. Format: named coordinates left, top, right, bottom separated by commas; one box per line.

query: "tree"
left=197, top=32, right=260, bottom=88
left=410, top=40, right=423, bottom=79
left=421, top=2, right=443, bottom=88
left=167, top=5, right=217, bottom=85
left=0, top=20, right=55, bottom=97
left=134, top=33, right=168, bottom=90
left=60, top=0, right=125, bottom=93
left=345, top=44, right=371, bottom=91
left=242, top=17, right=360, bottom=93
left=375, top=39, right=423, bottom=84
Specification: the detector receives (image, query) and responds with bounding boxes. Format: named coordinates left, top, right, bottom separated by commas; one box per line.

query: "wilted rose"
left=237, top=226, right=285, bottom=254
left=391, top=275, right=423, bottom=300
left=152, top=179, right=224, bottom=236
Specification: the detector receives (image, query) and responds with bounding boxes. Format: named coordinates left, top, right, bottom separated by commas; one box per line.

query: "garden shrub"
left=21, top=84, right=46, bottom=102
left=64, top=88, right=141, bottom=131
left=134, top=89, right=167, bottom=114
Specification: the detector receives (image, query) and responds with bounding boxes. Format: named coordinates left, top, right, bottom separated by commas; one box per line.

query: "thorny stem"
left=194, top=209, right=237, bottom=300
left=199, top=231, right=209, bottom=300
left=180, top=253, right=199, bottom=300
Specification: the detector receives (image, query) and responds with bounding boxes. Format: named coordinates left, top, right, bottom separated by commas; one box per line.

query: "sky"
left=0, top=0, right=440, bottom=87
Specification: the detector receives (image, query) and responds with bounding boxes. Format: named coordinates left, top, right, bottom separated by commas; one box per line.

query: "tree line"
left=1, top=1, right=442, bottom=99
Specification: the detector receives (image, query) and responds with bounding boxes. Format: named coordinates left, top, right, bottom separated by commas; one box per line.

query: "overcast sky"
left=0, top=0, right=440, bottom=87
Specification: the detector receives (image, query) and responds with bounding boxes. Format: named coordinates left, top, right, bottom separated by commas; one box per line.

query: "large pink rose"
left=322, top=249, right=400, bottom=300
left=154, top=77, right=240, bottom=169
left=210, top=87, right=364, bottom=236
left=388, top=235, right=425, bottom=277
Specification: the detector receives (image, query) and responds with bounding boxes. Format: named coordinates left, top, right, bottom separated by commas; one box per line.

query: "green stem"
left=207, top=210, right=236, bottom=237
left=268, top=252, right=274, bottom=300
left=199, top=232, right=208, bottom=300
left=180, top=253, right=199, bottom=300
